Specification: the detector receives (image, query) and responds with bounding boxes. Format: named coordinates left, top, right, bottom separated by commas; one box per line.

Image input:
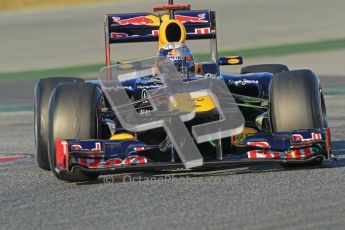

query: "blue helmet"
left=158, top=42, right=195, bottom=79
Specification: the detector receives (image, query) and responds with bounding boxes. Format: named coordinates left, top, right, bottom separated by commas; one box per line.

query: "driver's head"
left=158, top=42, right=195, bottom=79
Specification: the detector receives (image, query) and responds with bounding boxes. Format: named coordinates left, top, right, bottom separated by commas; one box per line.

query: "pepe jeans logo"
left=229, top=79, right=259, bottom=86
left=99, top=57, right=244, bottom=169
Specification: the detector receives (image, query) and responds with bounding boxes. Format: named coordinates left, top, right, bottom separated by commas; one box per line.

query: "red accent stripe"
left=152, top=30, right=159, bottom=36
left=89, top=159, right=101, bottom=168
left=0, top=157, right=25, bottom=163
left=325, top=128, right=332, bottom=152
left=248, top=150, right=258, bottom=158
left=292, top=134, right=303, bottom=142
left=285, top=153, right=292, bottom=159
left=55, top=140, right=65, bottom=166
left=80, top=158, right=88, bottom=166
left=312, top=133, right=322, bottom=140
left=294, top=150, right=301, bottom=159
left=303, top=148, right=311, bottom=157
left=105, top=33, right=111, bottom=80
left=105, top=159, right=122, bottom=167
left=272, top=153, right=281, bottom=159
left=265, top=153, right=272, bottom=158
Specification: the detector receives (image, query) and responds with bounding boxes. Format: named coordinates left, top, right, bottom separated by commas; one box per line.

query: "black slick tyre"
left=48, top=82, right=102, bottom=182
left=35, top=77, right=83, bottom=170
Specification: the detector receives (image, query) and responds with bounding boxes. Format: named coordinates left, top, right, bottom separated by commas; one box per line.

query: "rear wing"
left=104, top=10, right=218, bottom=66
left=106, top=10, right=216, bottom=43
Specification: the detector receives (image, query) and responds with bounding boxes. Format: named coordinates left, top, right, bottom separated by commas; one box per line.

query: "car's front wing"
left=53, top=128, right=332, bottom=175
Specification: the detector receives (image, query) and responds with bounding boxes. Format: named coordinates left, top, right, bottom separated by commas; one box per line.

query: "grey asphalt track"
left=0, top=97, right=345, bottom=230
left=0, top=0, right=345, bottom=72
left=1, top=1, right=345, bottom=229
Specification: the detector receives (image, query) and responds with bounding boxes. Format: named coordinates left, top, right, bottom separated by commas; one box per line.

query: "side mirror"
left=218, top=56, right=243, bottom=66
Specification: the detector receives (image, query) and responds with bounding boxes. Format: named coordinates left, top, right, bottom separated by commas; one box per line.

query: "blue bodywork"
left=53, top=6, right=332, bottom=175
left=77, top=65, right=330, bottom=167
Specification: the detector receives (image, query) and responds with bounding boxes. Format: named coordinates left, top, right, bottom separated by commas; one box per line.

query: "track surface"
left=1, top=1, right=345, bottom=229
left=0, top=0, right=345, bottom=72
left=1, top=96, right=345, bottom=230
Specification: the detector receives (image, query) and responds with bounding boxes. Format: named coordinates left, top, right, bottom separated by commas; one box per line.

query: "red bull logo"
left=167, top=49, right=184, bottom=61
left=112, top=16, right=155, bottom=26
left=175, top=13, right=208, bottom=24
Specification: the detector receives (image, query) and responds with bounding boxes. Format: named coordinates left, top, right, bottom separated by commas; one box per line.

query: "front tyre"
left=269, top=69, right=327, bottom=166
left=48, top=82, right=102, bottom=182
left=35, top=77, right=84, bottom=170
left=270, top=69, right=326, bottom=132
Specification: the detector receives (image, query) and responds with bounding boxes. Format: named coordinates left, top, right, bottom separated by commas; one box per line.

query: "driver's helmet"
left=158, top=42, right=195, bottom=79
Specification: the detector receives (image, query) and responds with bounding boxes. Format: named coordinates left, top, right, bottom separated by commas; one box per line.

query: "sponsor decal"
left=167, top=49, right=182, bottom=61
left=79, top=158, right=101, bottom=168
left=104, top=158, right=122, bottom=167
left=55, top=140, right=69, bottom=170
left=152, top=30, right=159, bottom=36
left=247, top=147, right=319, bottom=159
left=175, top=13, right=208, bottom=23
left=246, top=141, right=270, bottom=148
left=110, top=32, right=129, bottom=38
left=110, top=13, right=208, bottom=26
left=248, top=150, right=282, bottom=159
left=122, top=155, right=148, bottom=165
left=79, top=155, right=148, bottom=168
left=137, top=85, right=151, bottom=89
left=71, top=142, right=101, bottom=152
left=231, top=127, right=258, bottom=147
left=112, top=16, right=155, bottom=26
left=194, top=27, right=211, bottom=34
left=291, top=133, right=322, bottom=143
left=228, top=58, right=240, bottom=65
left=229, top=79, right=259, bottom=86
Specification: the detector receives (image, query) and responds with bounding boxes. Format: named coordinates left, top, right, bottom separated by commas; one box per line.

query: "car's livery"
left=35, top=1, right=332, bottom=182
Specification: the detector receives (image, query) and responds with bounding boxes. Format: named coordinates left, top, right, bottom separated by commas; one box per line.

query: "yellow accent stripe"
left=110, top=133, right=135, bottom=140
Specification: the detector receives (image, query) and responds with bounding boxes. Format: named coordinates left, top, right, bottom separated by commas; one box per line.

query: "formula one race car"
left=35, top=1, right=332, bottom=182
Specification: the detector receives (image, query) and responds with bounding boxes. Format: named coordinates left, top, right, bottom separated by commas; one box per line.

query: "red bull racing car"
left=34, top=1, right=332, bottom=182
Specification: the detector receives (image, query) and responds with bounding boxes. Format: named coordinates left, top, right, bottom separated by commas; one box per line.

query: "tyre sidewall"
left=269, top=69, right=324, bottom=133
left=35, top=77, right=83, bottom=170
left=48, top=82, right=102, bottom=182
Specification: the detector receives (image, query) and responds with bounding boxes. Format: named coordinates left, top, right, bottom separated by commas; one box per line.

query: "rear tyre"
left=35, top=77, right=84, bottom=170
left=241, top=64, right=289, bottom=74
left=48, top=82, right=102, bottom=182
left=269, top=69, right=327, bottom=166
